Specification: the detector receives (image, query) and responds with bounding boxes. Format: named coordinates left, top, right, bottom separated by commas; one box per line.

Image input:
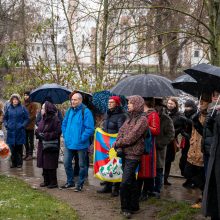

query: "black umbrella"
left=110, top=74, right=176, bottom=97
left=184, top=63, right=220, bottom=92
left=30, top=83, right=72, bottom=104
left=172, top=74, right=199, bottom=97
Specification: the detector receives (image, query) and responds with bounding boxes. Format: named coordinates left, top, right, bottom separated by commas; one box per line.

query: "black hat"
left=185, top=99, right=197, bottom=109
left=24, top=91, right=31, bottom=96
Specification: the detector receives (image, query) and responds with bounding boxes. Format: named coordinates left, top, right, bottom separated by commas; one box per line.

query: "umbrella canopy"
left=110, top=74, right=176, bottom=97
left=30, top=83, right=72, bottom=104
left=72, top=90, right=93, bottom=109
left=172, top=74, right=199, bottom=97
left=92, top=90, right=127, bottom=114
left=184, top=63, right=220, bottom=92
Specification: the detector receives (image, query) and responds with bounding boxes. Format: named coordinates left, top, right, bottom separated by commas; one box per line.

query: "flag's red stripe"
left=103, top=135, right=111, bottom=149
left=95, top=141, right=109, bottom=154
left=94, top=158, right=110, bottom=174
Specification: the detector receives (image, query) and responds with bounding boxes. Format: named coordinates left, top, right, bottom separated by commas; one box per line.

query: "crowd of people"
left=0, top=90, right=220, bottom=219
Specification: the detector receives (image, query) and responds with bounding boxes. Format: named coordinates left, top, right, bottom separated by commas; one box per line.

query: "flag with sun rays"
left=93, top=127, right=123, bottom=182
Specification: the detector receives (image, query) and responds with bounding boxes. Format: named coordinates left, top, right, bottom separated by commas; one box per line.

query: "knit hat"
left=109, top=96, right=121, bottom=106
left=24, top=91, right=31, bottom=96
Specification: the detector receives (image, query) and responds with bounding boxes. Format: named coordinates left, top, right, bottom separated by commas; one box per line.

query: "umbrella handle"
left=211, top=94, right=220, bottom=117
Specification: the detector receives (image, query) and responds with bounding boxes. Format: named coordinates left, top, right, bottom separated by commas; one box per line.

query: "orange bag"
left=0, top=140, right=10, bottom=159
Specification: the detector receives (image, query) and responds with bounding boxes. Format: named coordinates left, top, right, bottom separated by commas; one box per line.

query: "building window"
left=194, top=50, right=199, bottom=57
left=37, top=46, right=40, bottom=51
left=32, top=46, right=35, bottom=51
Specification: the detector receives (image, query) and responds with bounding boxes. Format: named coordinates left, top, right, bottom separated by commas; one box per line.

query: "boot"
left=97, top=183, right=112, bottom=193
left=40, top=169, right=49, bottom=187
left=47, top=169, right=58, bottom=189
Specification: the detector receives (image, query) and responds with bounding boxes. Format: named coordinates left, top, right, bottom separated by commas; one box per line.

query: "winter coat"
left=4, top=104, right=29, bottom=145
left=62, top=104, right=95, bottom=150
left=166, top=109, right=186, bottom=162
left=138, top=109, right=160, bottom=178
left=114, top=96, right=148, bottom=161
left=202, top=111, right=220, bottom=218
left=36, top=102, right=61, bottom=169
left=24, top=100, right=38, bottom=130
left=156, top=112, right=175, bottom=169
left=102, top=106, right=127, bottom=134
left=187, top=113, right=206, bottom=167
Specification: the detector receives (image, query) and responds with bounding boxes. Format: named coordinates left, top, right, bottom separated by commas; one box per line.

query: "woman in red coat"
left=138, top=98, right=160, bottom=201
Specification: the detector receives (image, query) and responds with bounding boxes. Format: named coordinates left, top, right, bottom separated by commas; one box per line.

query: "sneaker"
left=60, top=183, right=75, bottom=189
left=191, top=202, right=202, bottom=209
left=121, top=211, right=131, bottom=219
left=25, top=155, right=33, bottom=161
left=74, top=186, right=82, bottom=192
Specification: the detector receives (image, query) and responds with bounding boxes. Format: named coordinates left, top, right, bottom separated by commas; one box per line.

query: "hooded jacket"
left=114, top=96, right=148, bottom=160
left=62, top=103, right=95, bottom=150
left=4, top=94, right=29, bottom=145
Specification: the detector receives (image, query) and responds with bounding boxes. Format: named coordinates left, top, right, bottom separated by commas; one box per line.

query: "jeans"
left=154, top=168, right=163, bottom=193
left=64, top=147, right=88, bottom=187
left=120, top=158, right=140, bottom=212
left=25, top=129, right=34, bottom=156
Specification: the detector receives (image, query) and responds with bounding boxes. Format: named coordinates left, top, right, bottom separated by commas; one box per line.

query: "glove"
left=116, top=148, right=124, bottom=158
left=38, top=133, right=45, bottom=140
left=112, top=142, right=118, bottom=150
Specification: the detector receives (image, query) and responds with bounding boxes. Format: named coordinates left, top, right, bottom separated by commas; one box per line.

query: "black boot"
left=97, top=182, right=112, bottom=193
left=40, top=169, right=49, bottom=187
left=47, top=169, right=58, bottom=189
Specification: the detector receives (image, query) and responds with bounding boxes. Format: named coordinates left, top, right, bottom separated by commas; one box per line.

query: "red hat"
left=109, top=96, right=121, bottom=106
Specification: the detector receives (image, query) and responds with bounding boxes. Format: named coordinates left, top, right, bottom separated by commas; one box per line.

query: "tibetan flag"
left=93, top=127, right=123, bottom=182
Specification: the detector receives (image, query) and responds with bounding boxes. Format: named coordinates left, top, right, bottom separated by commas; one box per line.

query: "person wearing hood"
left=164, top=97, right=186, bottom=185
left=112, top=95, right=148, bottom=219
left=36, top=101, right=61, bottom=188
left=97, top=96, right=127, bottom=196
left=180, top=99, right=197, bottom=187
left=137, top=97, right=160, bottom=201
left=4, top=94, right=29, bottom=168
left=23, top=91, right=38, bottom=161
left=61, top=92, right=94, bottom=192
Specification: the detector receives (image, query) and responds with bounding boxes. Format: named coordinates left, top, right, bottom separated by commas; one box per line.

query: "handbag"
left=42, top=140, right=59, bottom=151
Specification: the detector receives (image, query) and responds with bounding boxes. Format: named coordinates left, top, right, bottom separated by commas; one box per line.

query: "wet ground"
left=0, top=159, right=207, bottom=220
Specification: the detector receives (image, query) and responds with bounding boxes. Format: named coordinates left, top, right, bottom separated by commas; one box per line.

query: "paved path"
left=0, top=159, right=205, bottom=220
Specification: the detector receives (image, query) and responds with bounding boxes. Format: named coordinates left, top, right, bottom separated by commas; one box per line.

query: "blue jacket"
left=62, top=104, right=94, bottom=150
left=4, top=104, right=29, bottom=145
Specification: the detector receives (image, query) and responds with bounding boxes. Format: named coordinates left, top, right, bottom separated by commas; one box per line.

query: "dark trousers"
left=43, top=168, right=57, bottom=185
left=25, top=129, right=34, bottom=156
left=184, top=162, right=205, bottom=191
left=120, top=159, right=139, bottom=212
left=203, top=153, right=210, bottom=177
left=179, top=142, right=190, bottom=176
left=164, top=161, right=172, bottom=182
left=137, top=178, right=155, bottom=197
left=10, top=145, right=23, bottom=167
left=154, top=168, right=163, bottom=193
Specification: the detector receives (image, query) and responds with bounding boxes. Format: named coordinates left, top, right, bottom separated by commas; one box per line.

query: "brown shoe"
left=191, top=202, right=202, bottom=209
left=25, top=155, right=33, bottom=161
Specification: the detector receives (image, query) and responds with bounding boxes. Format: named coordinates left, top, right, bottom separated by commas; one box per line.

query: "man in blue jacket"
left=61, top=92, right=94, bottom=192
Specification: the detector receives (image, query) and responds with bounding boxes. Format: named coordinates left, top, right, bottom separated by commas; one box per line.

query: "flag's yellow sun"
left=109, top=148, right=117, bottom=160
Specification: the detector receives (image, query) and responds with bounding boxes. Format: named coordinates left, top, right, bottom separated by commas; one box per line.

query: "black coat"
left=166, top=109, right=186, bottom=162
left=202, top=111, right=220, bottom=218
left=102, top=107, right=127, bottom=134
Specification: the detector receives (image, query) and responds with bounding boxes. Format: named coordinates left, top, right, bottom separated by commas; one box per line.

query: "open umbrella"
left=30, top=83, right=72, bottom=104
left=184, top=63, right=220, bottom=92
left=172, top=74, right=199, bottom=97
left=110, top=74, right=176, bottom=97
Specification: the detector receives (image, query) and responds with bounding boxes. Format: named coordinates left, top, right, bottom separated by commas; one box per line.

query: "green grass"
left=147, top=198, right=201, bottom=220
left=0, top=175, right=78, bottom=220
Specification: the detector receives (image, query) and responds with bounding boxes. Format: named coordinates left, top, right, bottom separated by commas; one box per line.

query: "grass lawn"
left=0, top=175, right=78, bottom=220
left=148, top=197, right=201, bottom=220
